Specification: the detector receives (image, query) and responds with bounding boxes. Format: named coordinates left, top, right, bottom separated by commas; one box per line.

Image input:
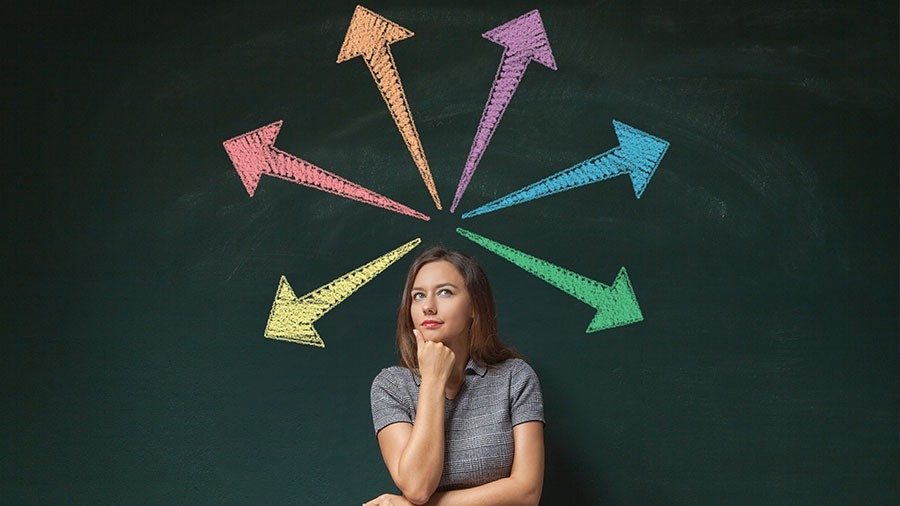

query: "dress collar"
left=465, top=359, right=488, bottom=378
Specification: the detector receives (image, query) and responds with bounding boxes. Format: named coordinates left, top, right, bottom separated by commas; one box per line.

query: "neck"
left=445, top=348, right=469, bottom=400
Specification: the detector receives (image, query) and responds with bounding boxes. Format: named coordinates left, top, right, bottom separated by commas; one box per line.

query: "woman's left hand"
left=363, top=493, right=415, bottom=506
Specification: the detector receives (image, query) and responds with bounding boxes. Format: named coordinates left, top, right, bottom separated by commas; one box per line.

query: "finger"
left=414, top=329, right=424, bottom=347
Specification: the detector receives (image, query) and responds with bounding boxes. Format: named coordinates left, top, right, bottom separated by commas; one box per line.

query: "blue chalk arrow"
left=461, top=121, right=669, bottom=219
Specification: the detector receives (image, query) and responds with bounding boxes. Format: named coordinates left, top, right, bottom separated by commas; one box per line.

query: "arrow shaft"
left=457, top=228, right=602, bottom=305
left=363, top=44, right=442, bottom=209
left=266, top=148, right=429, bottom=221
left=298, top=238, right=421, bottom=321
left=451, top=52, right=532, bottom=212
left=462, top=146, right=624, bottom=219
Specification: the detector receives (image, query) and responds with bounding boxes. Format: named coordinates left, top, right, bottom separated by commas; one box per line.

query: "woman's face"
left=410, top=260, right=474, bottom=346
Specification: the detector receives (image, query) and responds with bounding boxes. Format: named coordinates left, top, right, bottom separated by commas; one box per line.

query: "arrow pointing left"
left=264, top=238, right=421, bottom=347
left=457, top=228, right=642, bottom=332
left=223, top=120, right=430, bottom=221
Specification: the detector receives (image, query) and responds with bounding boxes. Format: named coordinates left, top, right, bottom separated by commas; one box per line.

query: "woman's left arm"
left=364, top=422, right=544, bottom=506
left=425, top=420, right=545, bottom=506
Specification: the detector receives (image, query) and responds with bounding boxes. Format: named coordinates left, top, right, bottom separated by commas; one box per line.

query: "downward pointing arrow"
left=457, top=228, right=642, bottom=332
left=265, top=238, right=421, bottom=346
left=450, top=9, right=557, bottom=213
left=462, top=121, right=669, bottom=219
left=337, top=5, right=442, bottom=210
left=223, top=120, right=429, bottom=221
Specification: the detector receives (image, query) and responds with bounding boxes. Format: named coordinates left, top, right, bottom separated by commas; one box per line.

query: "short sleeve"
left=370, top=368, right=416, bottom=434
left=509, top=360, right=545, bottom=427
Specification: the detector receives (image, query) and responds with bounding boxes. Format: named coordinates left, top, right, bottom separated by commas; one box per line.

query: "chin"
left=420, top=330, right=447, bottom=343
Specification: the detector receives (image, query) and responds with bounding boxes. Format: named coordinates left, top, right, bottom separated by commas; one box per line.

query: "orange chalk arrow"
left=337, top=5, right=442, bottom=210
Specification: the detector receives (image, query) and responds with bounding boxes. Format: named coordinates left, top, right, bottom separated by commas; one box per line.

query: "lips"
left=420, top=320, right=442, bottom=329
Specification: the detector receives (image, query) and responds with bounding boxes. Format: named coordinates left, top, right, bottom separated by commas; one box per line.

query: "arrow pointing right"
left=461, top=120, right=669, bottom=219
left=457, top=228, right=643, bottom=332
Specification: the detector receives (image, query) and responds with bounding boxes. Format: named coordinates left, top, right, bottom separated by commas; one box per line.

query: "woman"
left=365, top=246, right=545, bottom=506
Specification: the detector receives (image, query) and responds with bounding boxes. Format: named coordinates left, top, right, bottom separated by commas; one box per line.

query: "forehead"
left=413, top=260, right=465, bottom=285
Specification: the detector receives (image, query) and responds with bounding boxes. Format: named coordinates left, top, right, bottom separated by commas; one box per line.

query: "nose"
left=422, top=296, right=436, bottom=315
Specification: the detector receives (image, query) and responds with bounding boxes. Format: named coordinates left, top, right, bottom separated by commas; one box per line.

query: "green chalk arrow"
left=457, top=228, right=643, bottom=332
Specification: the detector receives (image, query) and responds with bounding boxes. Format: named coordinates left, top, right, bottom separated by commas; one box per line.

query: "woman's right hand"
left=414, top=329, right=455, bottom=386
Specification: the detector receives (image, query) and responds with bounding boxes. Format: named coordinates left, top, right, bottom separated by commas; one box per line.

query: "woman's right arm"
left=375, top=331, right=455, bottom=505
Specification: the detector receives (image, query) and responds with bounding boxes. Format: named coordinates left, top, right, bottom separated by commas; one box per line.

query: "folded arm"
left=376, top=375, right=448, bottom=505
left=423, top=421, right=544, bottom=506
left=375, top=420, right=544, bottom=506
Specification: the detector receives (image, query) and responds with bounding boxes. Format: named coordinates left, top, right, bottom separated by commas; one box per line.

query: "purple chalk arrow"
left=449, top=9, right=557, bottom=213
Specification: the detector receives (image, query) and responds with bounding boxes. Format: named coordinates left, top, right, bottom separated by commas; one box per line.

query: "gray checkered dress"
left=371, top=358, right=544, bottom=491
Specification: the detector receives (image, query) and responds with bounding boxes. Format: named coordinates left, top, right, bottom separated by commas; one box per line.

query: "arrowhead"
left=337, top=5, right=414, bottom=63
left=482, top=9, right=557, bottom=70
left=611, top=120, right=669, bottom=199
left=585, top=267, right=644, bottom=332
left=263, top=276, right=326, bottom=348
left=222, top=121, right=282, bottom=197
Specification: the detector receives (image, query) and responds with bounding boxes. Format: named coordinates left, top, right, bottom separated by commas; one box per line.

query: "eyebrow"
left=411, top=282, right=459, bottom=291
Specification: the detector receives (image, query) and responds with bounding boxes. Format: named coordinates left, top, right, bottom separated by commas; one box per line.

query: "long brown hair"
left=396, top=246, right=520, bottom=371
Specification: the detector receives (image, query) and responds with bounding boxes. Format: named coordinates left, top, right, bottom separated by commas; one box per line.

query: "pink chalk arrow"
left=450, top=9, right=557, bottom=213
left=223, top=121, right=430, bottom=221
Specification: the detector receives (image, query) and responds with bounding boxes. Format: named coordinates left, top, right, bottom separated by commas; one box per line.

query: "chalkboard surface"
left=4, top=1, right=898, bottom=504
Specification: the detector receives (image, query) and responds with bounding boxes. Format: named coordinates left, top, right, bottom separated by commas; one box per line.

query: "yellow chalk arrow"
left=337, top=5, right=442, bottom=210
left=264, top=238, right=421, bottom=347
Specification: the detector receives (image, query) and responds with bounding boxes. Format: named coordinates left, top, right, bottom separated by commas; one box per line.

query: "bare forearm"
left=424, top=475, right=542, bottom=506
left=395, top=380, right=446, bottom=503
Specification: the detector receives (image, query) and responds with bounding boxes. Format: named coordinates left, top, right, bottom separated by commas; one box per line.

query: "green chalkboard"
left=4, top=0, right=898, bottom=504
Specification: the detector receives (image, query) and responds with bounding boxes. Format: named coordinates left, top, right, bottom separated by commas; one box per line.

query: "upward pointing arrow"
left=265, top=238, right=421, bottom=347
left=223, top=121, right=429, bottom=221
left=462, top=121, right=669, bottom=219
left=450, top=9, right=557, bottom=213
left=457, top=228, right=643, bottom=332
left=337, top=5, right=442, bottom=210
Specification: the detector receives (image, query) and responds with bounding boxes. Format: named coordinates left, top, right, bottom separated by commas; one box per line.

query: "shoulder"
left=373, top=365, right=409, bottom=379
left=493, top=357, right=539, bottom=378
left=370, top=367, right=418, bottom=431
left=483, top=358, right=541, bottom=387
left=372, top=366, right=417, bottom=391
